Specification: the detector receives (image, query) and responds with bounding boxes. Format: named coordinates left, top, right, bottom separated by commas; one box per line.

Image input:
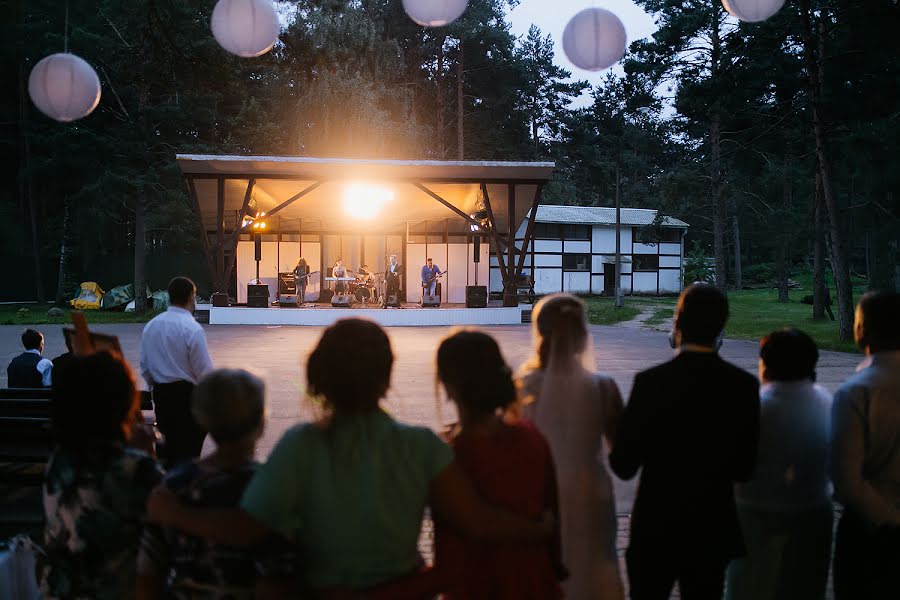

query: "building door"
left=603, top=264, right=615, bottom=297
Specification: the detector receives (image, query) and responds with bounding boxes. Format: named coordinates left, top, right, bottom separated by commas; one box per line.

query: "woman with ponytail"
left=435, top=329, right=564, bottom=600
left=518, top=294, right=625, bottom=600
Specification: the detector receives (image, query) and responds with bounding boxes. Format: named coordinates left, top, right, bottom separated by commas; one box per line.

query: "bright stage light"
left=343, top=184, right=395, bottom=219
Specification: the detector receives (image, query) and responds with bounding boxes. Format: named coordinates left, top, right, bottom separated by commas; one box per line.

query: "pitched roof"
left=534, top=204, right=689, bottom=228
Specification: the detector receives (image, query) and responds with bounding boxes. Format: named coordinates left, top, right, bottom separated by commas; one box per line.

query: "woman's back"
left=240, top=410, right=453, bottom=590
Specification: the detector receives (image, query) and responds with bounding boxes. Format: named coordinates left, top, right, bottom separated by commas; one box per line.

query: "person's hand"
left=146, top=485, right=180, bottom=526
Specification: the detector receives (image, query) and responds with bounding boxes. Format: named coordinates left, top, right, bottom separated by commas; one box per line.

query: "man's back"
left=610, top=351, right=760, bottom=559
left=140, top=307, right=211, bottom=386
left=8, top=351, right=43, bottom=388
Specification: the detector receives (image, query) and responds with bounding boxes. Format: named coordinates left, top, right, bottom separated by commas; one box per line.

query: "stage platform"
left=206, top=303, right=525, bottom=327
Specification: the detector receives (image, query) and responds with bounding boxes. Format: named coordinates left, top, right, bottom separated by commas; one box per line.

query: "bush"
left=743, top=263, right=777, bottom=286
left=683, top=242, right=714, bottom=284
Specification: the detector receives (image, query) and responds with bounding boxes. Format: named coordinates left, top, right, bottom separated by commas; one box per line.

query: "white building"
left=490, top=205, right=689, bottom=296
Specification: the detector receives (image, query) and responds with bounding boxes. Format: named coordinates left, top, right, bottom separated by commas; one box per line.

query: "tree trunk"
left=709, top=2, right=727, bottom=289
left=733, top=214, right=742, bottom=290
left=55, top=196, right=73, bottom=307
left=800, top=0, right=853, bottom=340
left=436, top=36, right=446, bottom=159
left=456, top=40, right=464, bottom=160
left=134, top=197, right=147, bottom=312
left=19, top=60, right=44, bottom=302
left=812, top=161, right=827, bottom=319
left=778, top=150, right=792, bottom=303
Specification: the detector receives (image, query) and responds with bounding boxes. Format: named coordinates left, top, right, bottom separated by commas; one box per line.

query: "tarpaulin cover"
left=70, top=282, right=104, bottom=310
left=101, top=284, right=135, bottom=309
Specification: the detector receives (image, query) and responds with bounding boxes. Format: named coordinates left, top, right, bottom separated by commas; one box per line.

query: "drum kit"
left=325, top=269, right=382, bottom=305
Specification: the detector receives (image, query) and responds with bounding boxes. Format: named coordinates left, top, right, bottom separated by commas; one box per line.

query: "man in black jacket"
left=7, top=328, right=53, bottom=388
left=610, top=283, right=760, bottom=600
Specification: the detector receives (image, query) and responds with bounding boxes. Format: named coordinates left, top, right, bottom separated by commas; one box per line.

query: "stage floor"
left=206, top=302, right=525, bottom=326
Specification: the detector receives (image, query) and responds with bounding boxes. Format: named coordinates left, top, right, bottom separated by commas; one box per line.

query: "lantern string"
left=64, top=0, right=69, bottom=53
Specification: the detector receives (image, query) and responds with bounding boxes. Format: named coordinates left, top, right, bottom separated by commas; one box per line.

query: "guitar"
left=424, top=270, right=447, bottom=286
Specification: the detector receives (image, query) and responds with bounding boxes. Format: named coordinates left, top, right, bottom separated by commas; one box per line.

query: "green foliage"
left=582, top=299, right=641, bottom=326
left=683, top=242, right=713, bottom=284
left=742, top=263, right=777, bottom=287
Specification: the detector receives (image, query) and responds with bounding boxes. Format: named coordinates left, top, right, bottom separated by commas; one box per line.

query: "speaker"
left=331, top=293, right=352, bottom=307
left=254, top=234, right=262, bottom=261
left=473, top=235, right=481, bottom=263
left=422, top=294, right=440, bottom=307
left=279, top=294, right=299, bottom=307
left=278, top=272, right=296, bottom=294
left=465, top=285, right=487, bottom=308
left=384, top=294, right=400, bottom=308
left=247, top=284, right=269, bottom=308
left=211, top=292, right=228, bottom=307
left=319, top=289, right=334, bottom=304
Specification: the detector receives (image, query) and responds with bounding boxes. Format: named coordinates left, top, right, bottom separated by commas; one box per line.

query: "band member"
left=357, top=264, right=372, bottom=285
left=385, top=255, right=402, bottom=300
left=421, top=258, right=442, bottom=297
left=293, top=258, right=310, bottom=301
left=333, top=258, right=348, bottom=294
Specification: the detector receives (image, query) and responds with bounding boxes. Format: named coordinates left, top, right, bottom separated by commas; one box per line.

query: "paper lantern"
left=562, top=8, right=627, bottom=72
left=403, top=0, right=469, bottom=27
left=721, top=0, right=786, bottom=23
left=28, top=53, right=101, bottom=122
left=211, top=0, right=280, bottom=57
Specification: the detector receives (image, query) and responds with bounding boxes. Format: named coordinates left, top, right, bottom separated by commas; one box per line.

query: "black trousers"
left=152, top=380, right=206, bottom=468
left=626, top=547, right=726, bottom=600
left=834, top=509, right=900, bottom=600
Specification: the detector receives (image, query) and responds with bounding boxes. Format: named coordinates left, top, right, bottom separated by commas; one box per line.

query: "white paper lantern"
left=721, top=0, right=786, bottom=23
left=403, top=0, right=469, bottom=27
left=211, top=0, right=280, bottom=57
left=28, top=53, right=101, bottom=123
left=562, top=8, right=627, bottom=72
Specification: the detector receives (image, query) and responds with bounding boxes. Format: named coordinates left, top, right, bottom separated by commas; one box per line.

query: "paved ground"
left=1, top=322, right=859, bottom=597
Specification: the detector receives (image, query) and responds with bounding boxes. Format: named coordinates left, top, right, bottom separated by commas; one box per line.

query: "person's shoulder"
left=716, top=357, right=759, bottom=387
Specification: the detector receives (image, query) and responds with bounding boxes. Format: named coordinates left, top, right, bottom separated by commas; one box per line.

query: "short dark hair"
left=858, top=291, right=900, bottom=351
left=51, top=351, right=138, bottom=450
left=307, top=319, right=393, bottom=416
left=676, top=283, right=729, bottom=346
left=760, top=328, right=819, bottom=382
left=427, top=258, right=433, bottom=262
left=437, top=330, right=515, bottom=416
left=22, top=328, right=43, bottom=350
left=168, top=276, right=196, bottom=306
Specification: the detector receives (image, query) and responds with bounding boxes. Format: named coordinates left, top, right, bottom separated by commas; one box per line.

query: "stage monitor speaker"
left=247, top=284, right=269, bottom=308
left=422, top=294, right=440, bottom=307
left=278, top=272, right=296, bottom=295
left=473, top=235, right=481, bottom=263
left=279, top=294, right=299, bottom=307
left=211, top=292, right=228, bottom=307
left=319, top=289, right=334, bottom=304
left=254, top=234, right=262, bottom=261
left=384, top=294, right=400, bottom=308
left=465, top=285, right=487, bottom=308
left=331, top=293, right=352, bottom=307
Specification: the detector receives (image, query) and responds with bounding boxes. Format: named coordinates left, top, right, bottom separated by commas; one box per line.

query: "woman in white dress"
left=517, top=293, right=625, bottom=600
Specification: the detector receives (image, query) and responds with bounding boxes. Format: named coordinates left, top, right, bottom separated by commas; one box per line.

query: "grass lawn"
left=582, top=298, right=641, bottom=325
left=0, top=304, right=162, bottom=326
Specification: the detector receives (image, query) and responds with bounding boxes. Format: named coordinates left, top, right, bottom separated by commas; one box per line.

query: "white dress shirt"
left=26, top=349, right=53, bottom=387
left=139, top=306, right=213, bottom=387
left=831, top=350, right=900, bottom=526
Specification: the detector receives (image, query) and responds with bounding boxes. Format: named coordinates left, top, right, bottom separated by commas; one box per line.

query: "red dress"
left=437, top=421, right=565, bottom=600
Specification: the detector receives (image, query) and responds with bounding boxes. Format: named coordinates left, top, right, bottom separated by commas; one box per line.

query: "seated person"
left=137, top=369, right=293, bottom=598
left=7, top=328, right=53, bottom=387
left=333, top=258, right=348, bottom=294
left=41, top=351, right=163, bottom=600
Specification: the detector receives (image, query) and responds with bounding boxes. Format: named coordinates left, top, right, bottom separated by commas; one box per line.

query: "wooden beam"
left=223, top=178, right=256, bottom=289
left=514, top=184, right=542, bottom=278
left=215, top=177, right=225, bottom=292
left=411, top=182, right=483, bottom=230
left=479, top=183, right=509, bottom=283
left=506, top=184, right=515, bottom=297
left=186, top=177, right=216, bottom=288
left=251, top=180, right=323, bottom=224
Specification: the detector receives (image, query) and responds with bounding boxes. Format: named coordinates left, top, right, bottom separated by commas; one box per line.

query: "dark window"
left=633, top=255, right=659, bottom=271
left=660, top=228, right=682, bottom=243
left=634, top=227, right=655, bottom=244
left=563, top=254, right=590, bottom=271
left=534, top=223, right=561, bottom=239
left=563, top=224, right=590, bottom=240
left=635, top=227, right=683, bottom=244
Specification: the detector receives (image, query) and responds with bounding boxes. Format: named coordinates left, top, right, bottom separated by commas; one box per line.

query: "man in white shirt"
left=7, top=328, right=53, bottom=387
left=831, top=290, right=900, bottom=600
left=140, top=277, right=213, bottom=467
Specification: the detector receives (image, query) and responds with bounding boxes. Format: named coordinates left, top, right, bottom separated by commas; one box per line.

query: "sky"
left=506, top=0, right=659, bottom=105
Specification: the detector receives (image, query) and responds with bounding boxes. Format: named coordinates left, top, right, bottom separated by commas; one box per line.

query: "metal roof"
left=534, top=204, right=689, bottom=228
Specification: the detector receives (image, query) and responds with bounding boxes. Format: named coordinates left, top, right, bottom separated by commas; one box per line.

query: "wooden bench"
left=0, top=389, right=155, bottom=538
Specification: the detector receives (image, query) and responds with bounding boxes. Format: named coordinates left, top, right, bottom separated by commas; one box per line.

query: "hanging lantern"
left=402, top=0, right=469, bottom=27
left=28, top=53, right=101, bottom=122
left=721, top=0, right=786, bottom=23
left=562, top=8, right=627, bottom=72
left=211, top=0, right=280, bottom=57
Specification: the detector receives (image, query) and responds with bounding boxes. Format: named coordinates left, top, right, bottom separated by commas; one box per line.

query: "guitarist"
left=293, top=258, right=310, bottom=301
left=421, top=258, right=442, bottom=298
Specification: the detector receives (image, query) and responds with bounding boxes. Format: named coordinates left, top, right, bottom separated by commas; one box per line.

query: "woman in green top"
left=147, top=318, right=550, bottom=596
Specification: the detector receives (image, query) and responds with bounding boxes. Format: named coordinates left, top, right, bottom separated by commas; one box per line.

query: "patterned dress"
left=41, top=446, right=164, bottom=600
left=138, top=461, right=295, bottom=599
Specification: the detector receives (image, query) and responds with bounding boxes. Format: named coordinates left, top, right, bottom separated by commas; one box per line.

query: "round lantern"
left=721, top=0, right=786, bottom=23
left=211, top=0, right=280, bottom=58
left=28, top=53, right=101, bottom=122
left=402, top=0, right=469, bottom=27
left=562, top=8, right=627, bottom=72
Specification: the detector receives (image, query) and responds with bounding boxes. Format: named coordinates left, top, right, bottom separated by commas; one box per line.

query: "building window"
left=633, top=255, right=659, bottom=271
left=635, top=226, right=683, bottom=244
left=534, top=223, right=561, bottom=239
left=563, top=254, right=589, bottom=271
left=563, top=224, right=590, bottom=240
left=660, top=228, right=682, bottom=243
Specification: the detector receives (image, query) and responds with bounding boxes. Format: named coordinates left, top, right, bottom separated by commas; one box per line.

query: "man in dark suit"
left=610, top=283, right=760, bottom=600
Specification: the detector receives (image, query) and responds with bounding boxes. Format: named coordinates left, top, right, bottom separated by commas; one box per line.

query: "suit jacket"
left=609, top=351, right=760, bottom=561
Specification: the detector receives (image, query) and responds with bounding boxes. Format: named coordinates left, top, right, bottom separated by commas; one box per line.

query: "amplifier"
left=278, top=273, right=296, bottom=294
left=331, top=293, right=352, bottom=307
left=421, top=294, right=440, bottom=307
left=211, top=292, right=228, bottom=307
left=465, top=285, right=487, bottom=308
left=247, top=284, right=269, bottom=308
left=384, top=293, right=400, bottom=308
left=279, top=294, right=299, bottom=306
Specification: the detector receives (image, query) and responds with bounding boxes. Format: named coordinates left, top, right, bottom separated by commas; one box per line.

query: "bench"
left=0, top=389, right=155, bottom=538
left=489, top=276, right=537, bottom=304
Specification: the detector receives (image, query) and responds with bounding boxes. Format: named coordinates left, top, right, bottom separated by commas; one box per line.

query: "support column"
left=215, top=177, right=226, bottom=293
left=503, top=184, right=517, bottom=307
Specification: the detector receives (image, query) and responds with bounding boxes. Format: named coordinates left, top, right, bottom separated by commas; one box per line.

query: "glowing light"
left=343, top=184, right=395, bottom=219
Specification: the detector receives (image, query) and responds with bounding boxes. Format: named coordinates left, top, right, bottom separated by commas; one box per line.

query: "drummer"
left=357, top=264, right=373, bottom=285
left=333, top=258, right=348, bottom=294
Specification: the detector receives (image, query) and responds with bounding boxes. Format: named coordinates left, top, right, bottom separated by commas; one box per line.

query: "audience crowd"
left=7, top=277, right=899, bottom=600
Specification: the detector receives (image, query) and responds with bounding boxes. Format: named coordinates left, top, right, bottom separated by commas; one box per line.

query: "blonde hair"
left=192, top=369, right=265, bottom=444
left=526, top=293, right=588, bottom=371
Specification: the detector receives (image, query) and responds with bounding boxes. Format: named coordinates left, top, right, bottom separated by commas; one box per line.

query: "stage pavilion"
left=178, top=154, right=553, bottom=326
